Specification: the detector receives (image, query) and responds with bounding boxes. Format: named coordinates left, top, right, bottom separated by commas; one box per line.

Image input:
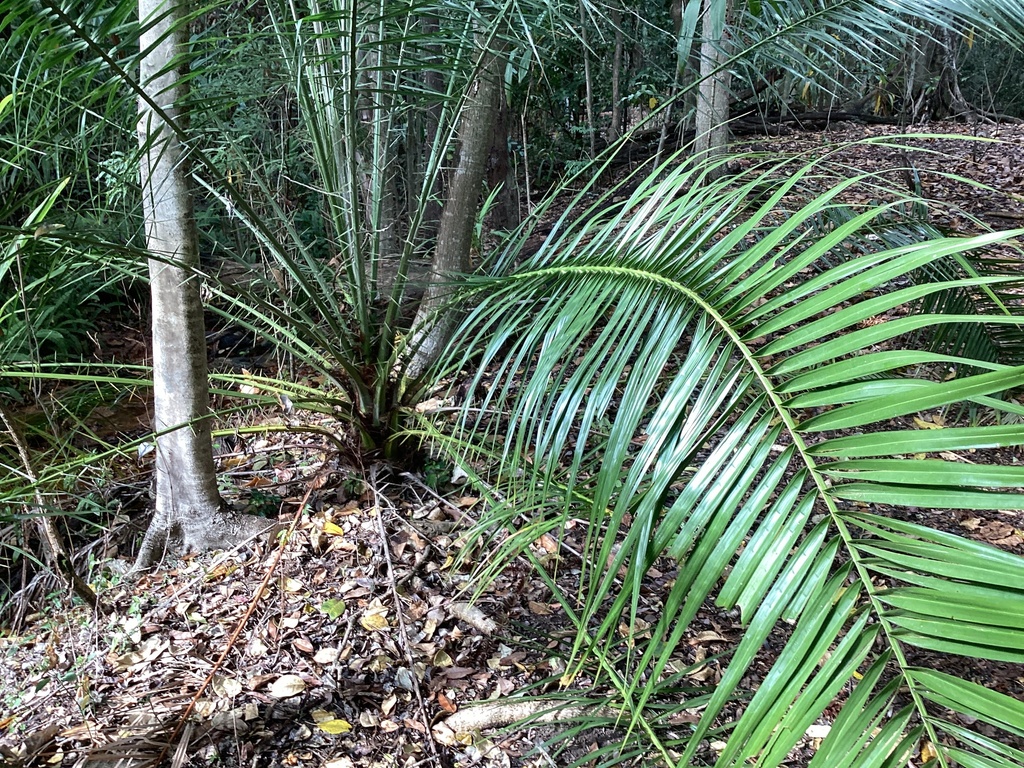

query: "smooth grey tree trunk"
left=404, top=44, right=502, bottom=380
left=134, top=0, right=271, bottom=569
left=694, top=0, right=731, bottom=178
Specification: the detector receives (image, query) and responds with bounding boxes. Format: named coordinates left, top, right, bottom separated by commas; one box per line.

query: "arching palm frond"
left=437, top=147, right=1024, bottom=766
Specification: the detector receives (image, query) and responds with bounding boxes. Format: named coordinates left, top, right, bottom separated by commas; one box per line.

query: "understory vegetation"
left=3, top=0, right=1024, bottom=766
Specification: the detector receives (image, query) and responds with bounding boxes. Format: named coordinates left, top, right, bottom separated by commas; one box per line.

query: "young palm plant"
left=433, top=149, right=1024, bottom=766
left=190, top=0, right=533, bottom=451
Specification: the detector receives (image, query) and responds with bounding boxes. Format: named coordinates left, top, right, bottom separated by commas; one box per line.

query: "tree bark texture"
left=135, top=0, right=271, bottom=569
left=485, top=59, right=518, bottom=233
left=405, top=43, right=502, bottom=380
left=606, top=4, right=624, bottom=144
left=578, top=0, right=596, bottom=158
left=694, top=0, right=731, bottom=178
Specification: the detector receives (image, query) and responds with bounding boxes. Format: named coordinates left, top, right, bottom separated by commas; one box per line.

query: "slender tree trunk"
left=419, top=14, right=445, bottom=242
left=606, top=3, right=624, bottom=144
left=405, top=43, right=502, bottom=379
left=485, top=57, right=518, bottom=233
left=935, top=25, right=971, bottom=119
left=135, top=0, right=271, bottom=569
left=694, top=0, right=731, bottom=177
left=578, top=0, right=596, bottom=157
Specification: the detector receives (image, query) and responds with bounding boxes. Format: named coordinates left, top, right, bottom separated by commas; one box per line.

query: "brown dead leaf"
left=438, top=692, right=457, bottom=714
left=689, top=630, right=728, bottom=645
left=535, top=534, right=559, bottom=553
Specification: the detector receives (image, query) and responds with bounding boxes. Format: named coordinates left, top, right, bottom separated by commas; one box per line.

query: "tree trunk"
left=404, top=43, right=502, bottom=380
left=419, top=14, right=446, bottom=242
left=134, top=0, right=271, bottom=569
left=485, top=57, right=518, bottom=233
left=934, top=25, right=971, bottom=119
left=578, top=0, right=596, bottom=158
left=694, top=0, right=731, bottom=177
left=606, top=3, right=624, bottom=144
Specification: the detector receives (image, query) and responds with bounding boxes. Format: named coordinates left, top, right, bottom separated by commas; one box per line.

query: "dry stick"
left=370, top=464, right=444, bottom=767
left=0, top=402, right=103, bottom=613
left=399, top=470, right=474, bottom=523
left=441, top=698, right=620, bottom=734
left=148, top=470, right=320, bottom=768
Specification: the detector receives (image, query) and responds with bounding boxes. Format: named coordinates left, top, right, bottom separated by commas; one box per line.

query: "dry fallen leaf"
left=535, top=533, right=559, bottom=553
left=269, top=674, right=307, bottom=698
left=314, top=647, right=340, bottom=664
left=805, top=724, right=831, bottom=739
left=920, top=740, right=938, bottom=762
left=213, top=676, right=243, bottom=698
left=414, top=397, right=445, bottom=413
left=689, top=630, right=728, bottom=644
left=323, top=521, right=345, bottom=536
left=360, top=599, right=390, bottom=632
left=438, top=692, right=457, bottom=714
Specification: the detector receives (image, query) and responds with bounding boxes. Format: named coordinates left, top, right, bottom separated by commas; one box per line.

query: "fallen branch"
left=438, top=698, right=621, bottom=734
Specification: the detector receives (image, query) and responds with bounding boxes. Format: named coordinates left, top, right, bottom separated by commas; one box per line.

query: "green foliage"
left=434, top=147, right=1024, bottom=765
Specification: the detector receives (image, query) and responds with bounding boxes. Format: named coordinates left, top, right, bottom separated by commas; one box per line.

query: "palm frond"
left=437, top=145, right=1024, bottom=765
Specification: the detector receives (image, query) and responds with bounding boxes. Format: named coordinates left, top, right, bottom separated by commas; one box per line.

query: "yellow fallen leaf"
left=323, top=521, right=345, bottom=536
left=913, top=415, right=943, bottom=430
left=317, top=719, right=353, bottom=734
left=920, top=741, right=938, bottom=762
left=360, top=600, right=390, bottom=632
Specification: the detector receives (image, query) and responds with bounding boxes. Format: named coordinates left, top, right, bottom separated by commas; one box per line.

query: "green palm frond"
left=703, top=0, right=1024, bottom=107
left=436, top=146, right=1024, bottom=766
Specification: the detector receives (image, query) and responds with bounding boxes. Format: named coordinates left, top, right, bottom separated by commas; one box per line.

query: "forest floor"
left=2, top=120, right=1024, bottom=768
